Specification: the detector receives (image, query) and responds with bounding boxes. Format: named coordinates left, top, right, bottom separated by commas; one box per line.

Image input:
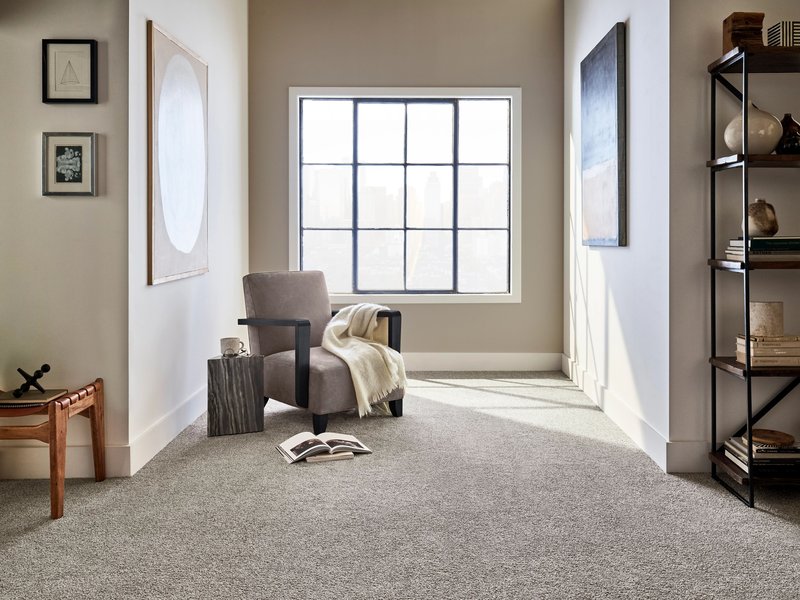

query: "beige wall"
left=127, top=0, right=249, bottom=474
left=0, top=0, right=129, bottom=477
left=248, top=0, right=564, bottom=357
left=669, top=0, right=800, bottom=465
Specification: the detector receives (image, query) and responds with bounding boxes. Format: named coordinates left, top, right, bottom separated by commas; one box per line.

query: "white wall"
left=564, top=0, right=672, bottom=469
left=669, top=0, right=800, bottom=469
left=127, top=0, right=248, bottom=474
left=0, top=0, right=129, bottom=478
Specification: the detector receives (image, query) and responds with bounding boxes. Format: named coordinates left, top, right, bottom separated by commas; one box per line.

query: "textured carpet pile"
left=1, top=372, right=798, bottom=599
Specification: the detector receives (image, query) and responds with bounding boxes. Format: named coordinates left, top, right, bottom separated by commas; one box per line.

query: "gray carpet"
left=1, top=372, right=798, bottom=599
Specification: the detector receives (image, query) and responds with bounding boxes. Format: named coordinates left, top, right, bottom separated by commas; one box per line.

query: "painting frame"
left=42, top=132, right=97, bottom=197
left=580, top=22, right=627, bottom=247
left=42, top=39, right=98, bottom=103
left=147, top=21, right=209, bottom=285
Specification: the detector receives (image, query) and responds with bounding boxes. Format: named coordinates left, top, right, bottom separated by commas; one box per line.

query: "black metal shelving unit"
left=708, top=46, right=800, bottom=507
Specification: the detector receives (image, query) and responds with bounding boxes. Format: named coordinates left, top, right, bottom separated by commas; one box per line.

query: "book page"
left=276, top=432, right=330, bottom=463
left=306, top=451, right=355, bottom=463
left=317, top=432, right=371, bottom=454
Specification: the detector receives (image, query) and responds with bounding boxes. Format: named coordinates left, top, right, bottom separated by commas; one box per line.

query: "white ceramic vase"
left=724, top=102, right=782, bottom=155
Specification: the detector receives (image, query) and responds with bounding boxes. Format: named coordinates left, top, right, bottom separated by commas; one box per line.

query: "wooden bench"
left=0, top=378, right=106, bottom=519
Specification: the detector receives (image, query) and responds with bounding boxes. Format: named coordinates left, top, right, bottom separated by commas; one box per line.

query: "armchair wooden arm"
left=330, top=309, right=402, bottom=352
left=377, top=310, right=402, bottom=352
left=238, top=317, right=310, bottom=409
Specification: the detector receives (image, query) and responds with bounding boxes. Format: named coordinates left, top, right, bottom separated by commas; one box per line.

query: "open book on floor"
left=276, top=432, right=372, bottom=464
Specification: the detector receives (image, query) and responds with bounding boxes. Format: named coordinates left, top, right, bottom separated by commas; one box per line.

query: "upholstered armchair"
left=239, top=271, right=404, bottom=434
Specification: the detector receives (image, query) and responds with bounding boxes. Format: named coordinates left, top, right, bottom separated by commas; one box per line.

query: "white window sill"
left=329, top=292, right=520, bottom=305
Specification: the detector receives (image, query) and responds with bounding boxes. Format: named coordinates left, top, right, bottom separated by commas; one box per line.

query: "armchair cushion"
left=263, top=347, right=403, bottom=415
left=243, top=271, right=331, bottom=356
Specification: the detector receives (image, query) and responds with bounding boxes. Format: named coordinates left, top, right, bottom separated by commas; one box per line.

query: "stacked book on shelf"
left=723, top=429, right=800, bottom=474
left=725, top=236, right=800, bottom=261
left=736, top=334, right=800, bottom=366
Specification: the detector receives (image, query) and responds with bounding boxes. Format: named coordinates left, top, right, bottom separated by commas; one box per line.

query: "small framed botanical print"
left=42, top=39, right=98, bottom=103
left=42, top=132, right=97, bottom=196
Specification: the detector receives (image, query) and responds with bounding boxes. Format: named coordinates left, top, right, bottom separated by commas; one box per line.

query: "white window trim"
left=288, top=86, right=521, bottom=304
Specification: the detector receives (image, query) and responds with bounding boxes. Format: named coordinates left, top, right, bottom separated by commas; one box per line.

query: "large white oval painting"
left=158, top=54, right=205, bottom=254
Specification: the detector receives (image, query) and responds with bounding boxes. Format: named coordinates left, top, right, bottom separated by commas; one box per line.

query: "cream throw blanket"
left=322, top=303, right=407, bottom=417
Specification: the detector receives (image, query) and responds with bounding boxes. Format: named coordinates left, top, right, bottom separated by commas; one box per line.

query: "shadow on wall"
left=564, top=129, right=672, bottom=464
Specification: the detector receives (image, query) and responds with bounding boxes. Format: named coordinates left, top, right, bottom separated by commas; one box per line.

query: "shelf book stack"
left=725, top=236, right=800, bottom=261
left=723, top=432, right=800, bottom=474
left=736, top=334, right=800, bottom=366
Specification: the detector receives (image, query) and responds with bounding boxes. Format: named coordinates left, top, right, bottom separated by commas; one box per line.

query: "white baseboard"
left=0, top=387, right=207, bottom=479
left=565, top=354, right=709, bottom=473
left=561, top=353, right=571, bottom=375
left=128, top=386, right=207, bottom=475
left=589, top=374, right=668, bottom=471
left=566, top=355, right=669, bottom=471
left=404, top=352, right=563, bottom=371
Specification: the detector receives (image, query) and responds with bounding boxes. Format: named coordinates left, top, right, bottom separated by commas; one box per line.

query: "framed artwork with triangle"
left=42, top=39, right=97, bottom=103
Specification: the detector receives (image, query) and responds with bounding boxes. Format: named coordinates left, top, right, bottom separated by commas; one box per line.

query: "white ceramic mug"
left=221, top=337, right=246, bottom=357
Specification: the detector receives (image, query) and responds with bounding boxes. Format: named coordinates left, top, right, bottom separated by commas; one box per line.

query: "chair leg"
left=389, top=399, right=403, bottom=417
left=89, top=403, right=106, bottom=483
left=48, top=400, right=68, bottom=519
left=312, top=413, right=328, bottom=435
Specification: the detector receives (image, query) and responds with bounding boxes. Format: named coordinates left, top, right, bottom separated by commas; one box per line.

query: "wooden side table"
left=207, top=355, right=264, bottom=436
left=0, top=378, right=106, bottom=519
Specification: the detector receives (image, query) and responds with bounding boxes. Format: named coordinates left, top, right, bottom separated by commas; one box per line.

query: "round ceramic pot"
left=724, top=102, right=782, bottom=155
left=742, top=198, right=779, bottom=237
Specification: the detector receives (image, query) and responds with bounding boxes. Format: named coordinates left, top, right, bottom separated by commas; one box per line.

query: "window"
left=289, top=88, right=521, bottom=303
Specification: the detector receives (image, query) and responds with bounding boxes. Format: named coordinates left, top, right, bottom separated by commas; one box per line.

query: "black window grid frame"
left=298, top=96, right=512, bottom=295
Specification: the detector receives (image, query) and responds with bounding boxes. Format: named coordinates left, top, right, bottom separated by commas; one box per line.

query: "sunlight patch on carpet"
left=475, top=407, right=637, bottom=449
